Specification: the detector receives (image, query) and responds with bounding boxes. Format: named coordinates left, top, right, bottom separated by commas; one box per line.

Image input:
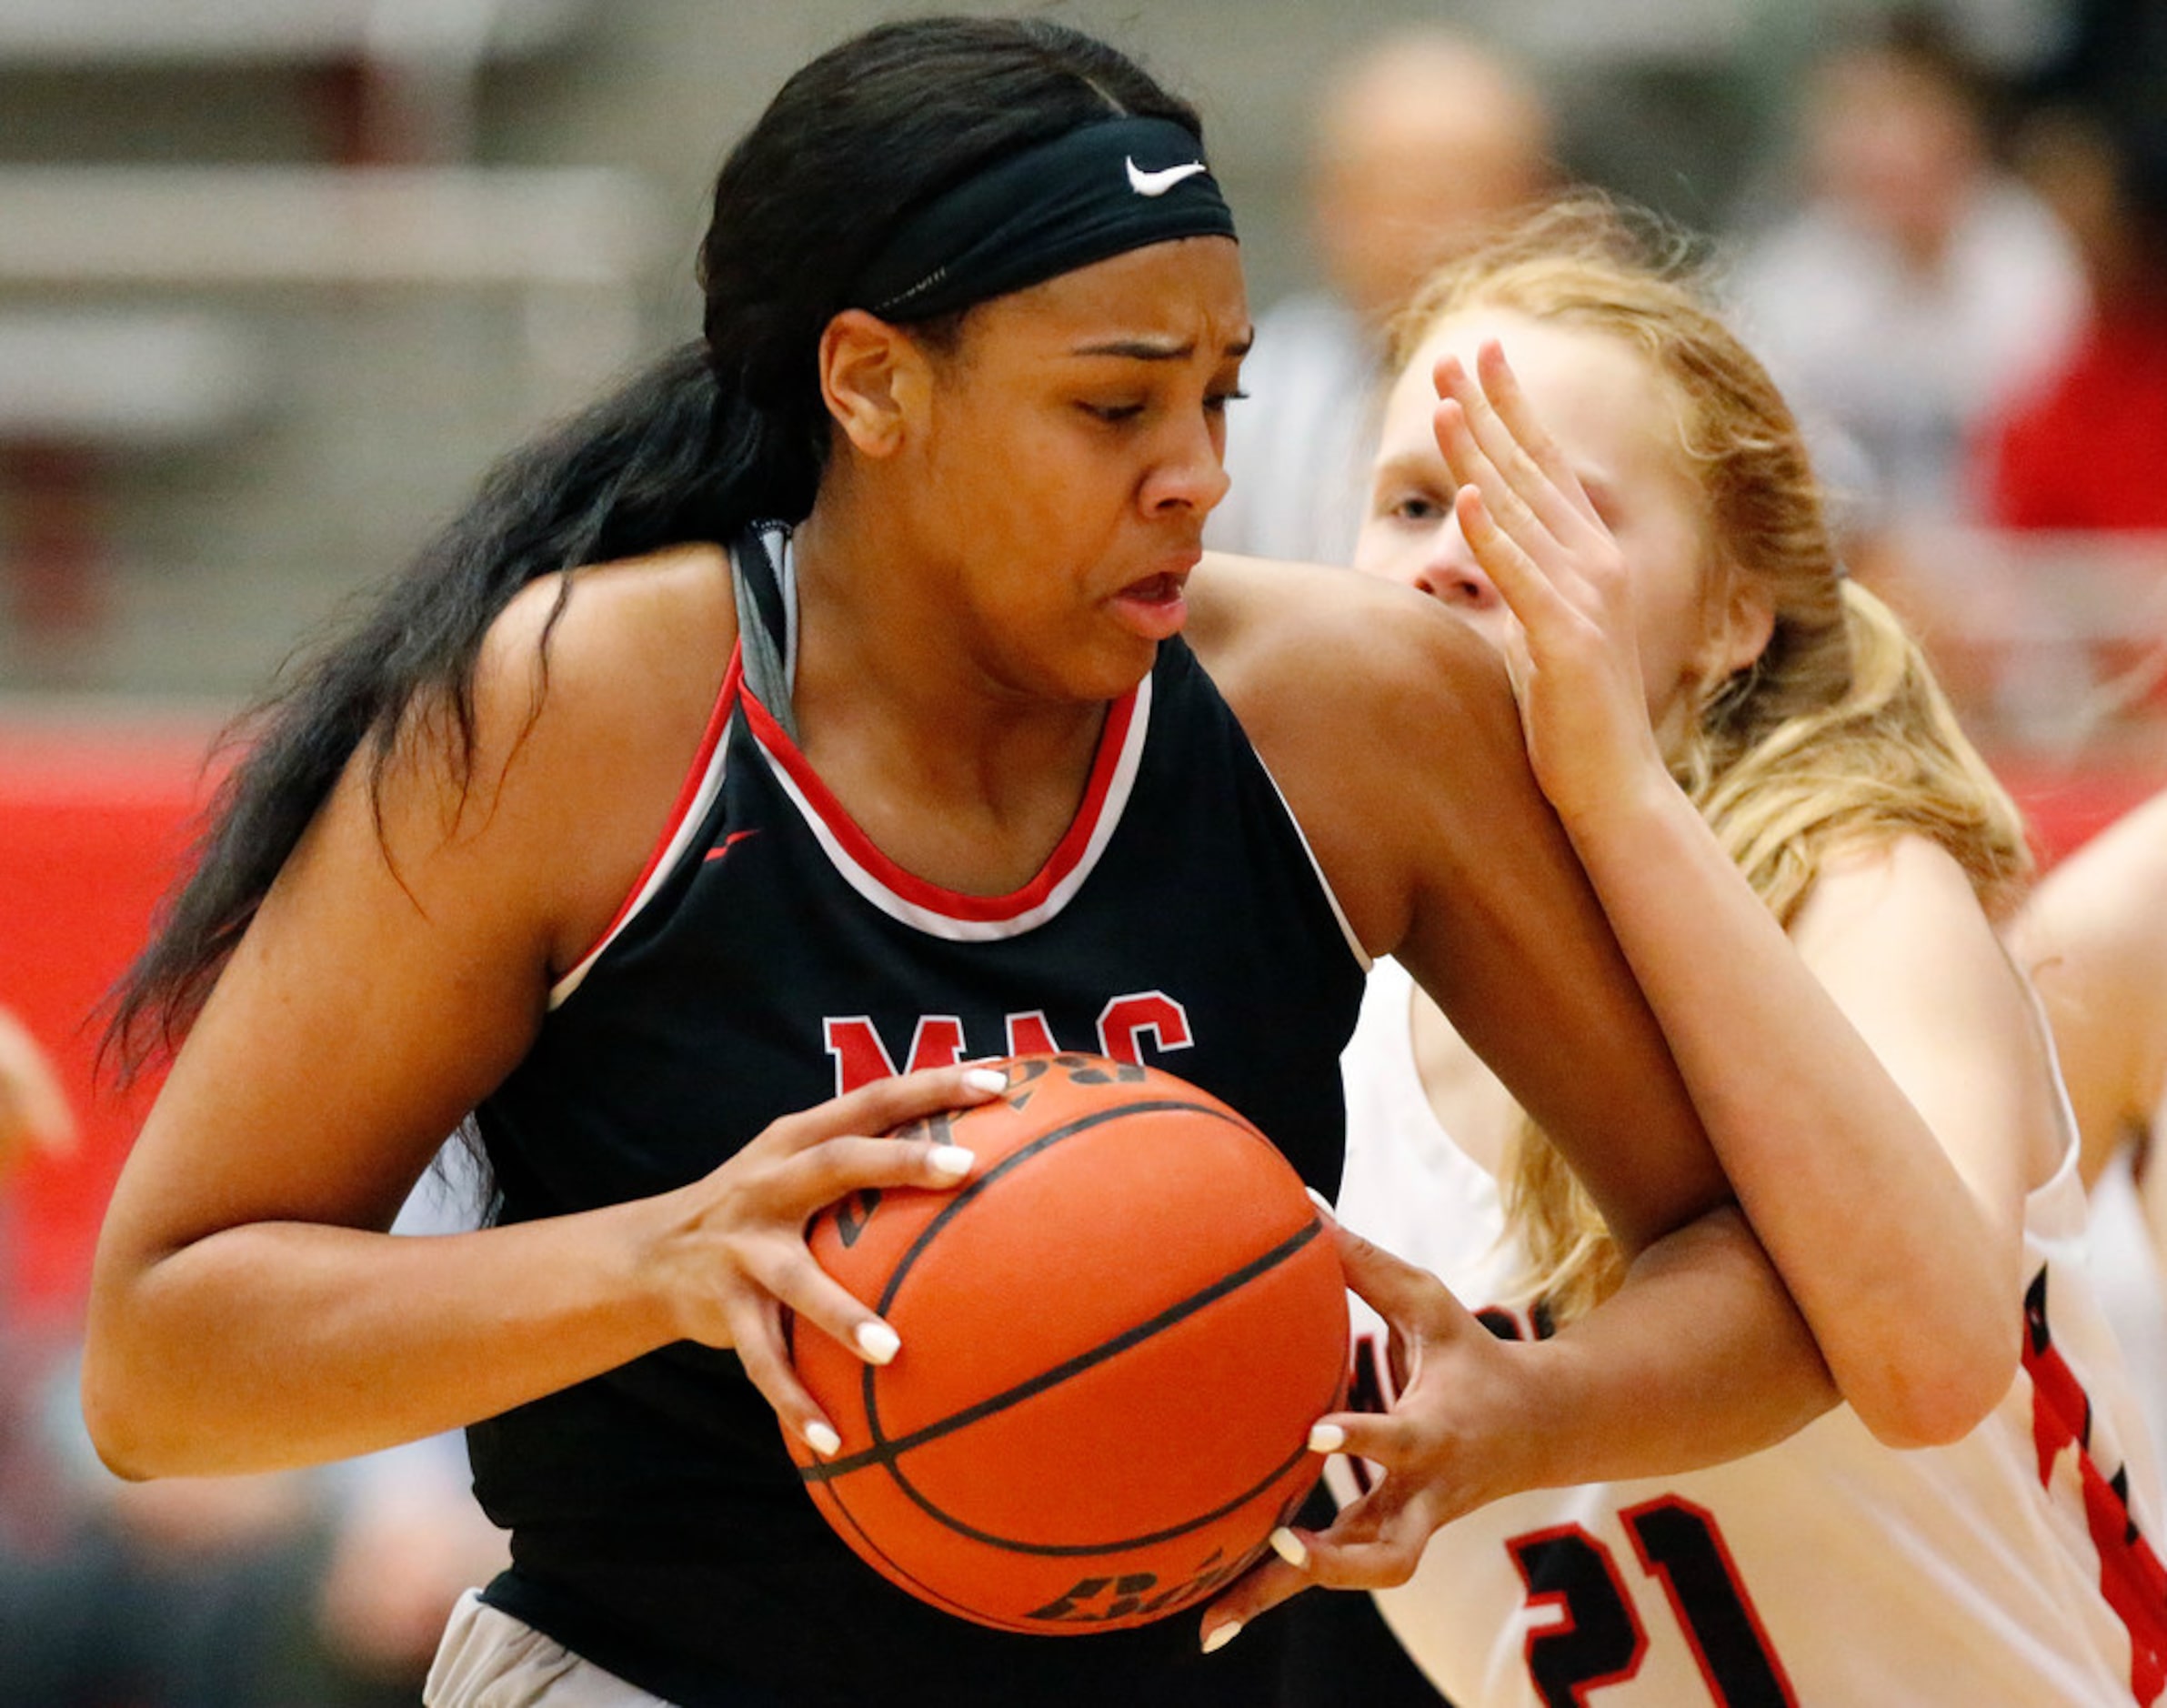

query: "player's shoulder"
left=465, top=542, right=734, bottom=757
left=424, top=542, right=738, bottom=970
left=1793, top=832, right=2009, bottom=986
left=368, top=540, right=733, bottom=860
left=1188, top=550, right=1510, bottom=740
left=1801, top=832, right=1988, bottom=928
left=2011, top=792, right=2167, bottom=1018
left=1186, top=552, right=1532, bottom=955
left=485, top=541, right=734, bottom=691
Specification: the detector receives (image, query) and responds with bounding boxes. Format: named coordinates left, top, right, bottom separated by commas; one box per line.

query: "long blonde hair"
left=1391, top=200, right=2033, bottom=1320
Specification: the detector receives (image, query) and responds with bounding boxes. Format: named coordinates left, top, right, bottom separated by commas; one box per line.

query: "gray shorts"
left=425, top=1590, right=672, bottom=1708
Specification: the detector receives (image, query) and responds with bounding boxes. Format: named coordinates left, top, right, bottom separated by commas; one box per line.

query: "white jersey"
left=2090, top=1145, right=2167, bottom=1473
left=1333, top=959, right=2167, bottom=1708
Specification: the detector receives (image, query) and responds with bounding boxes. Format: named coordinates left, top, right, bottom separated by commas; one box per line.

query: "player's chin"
left=1040, top=623, right=1162, bottom=705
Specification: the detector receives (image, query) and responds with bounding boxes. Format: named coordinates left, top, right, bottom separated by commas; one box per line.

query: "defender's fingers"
left=1433, top=397, right=1560, bottom=567
left=1436, top=352, right=1583, bottom=542
left=1473, top=339, right=1606, bottom=534
left=1197, top=1553, right=1316, bottom=1652
left=1452, top=486, right=1577, bottom=638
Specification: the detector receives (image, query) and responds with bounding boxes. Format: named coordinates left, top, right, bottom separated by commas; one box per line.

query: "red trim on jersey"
left=738, top=677, right=1139, bottom=924
left=560, top=648, right=742, bottom=974
left=2022, top=1266, right=2167, bottom=1704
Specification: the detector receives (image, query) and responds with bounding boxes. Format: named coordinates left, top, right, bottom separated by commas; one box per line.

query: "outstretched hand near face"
left=1432, top=341, right=1672, bottom=829
left=1198, top=1214, right=1539, bottom=1653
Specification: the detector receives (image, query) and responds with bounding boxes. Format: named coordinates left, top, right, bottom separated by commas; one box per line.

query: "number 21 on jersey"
left=1507, top=1497, right=1797, bottom=1708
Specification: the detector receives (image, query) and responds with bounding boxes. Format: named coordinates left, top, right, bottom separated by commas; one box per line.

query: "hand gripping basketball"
left=784, top=1053, right=1350, bottom=1635
left=647, top=1062, right=1008, bottom=1461
left=1198, top=1213, right=1536, bottom=1653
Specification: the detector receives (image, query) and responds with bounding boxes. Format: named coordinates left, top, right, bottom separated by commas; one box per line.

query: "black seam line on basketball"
left=852, top=1096, right=1262, bottom=1474
left=853, top=1092, right=1274, bottom=1430
left=895, top=1435, right=1317, bottom=1559
left=859, top=1304, right=1347, bottom=1561
left=873, top=1097, right=1267, bottom=1317
left=785, top=1098, right=1259, bottom=1415
left=814, top=1484, right=998, bottom=1627
left=801, top=1215, right=1322, bottom=1486
left=853, top=1100, right=1291, bottom=1473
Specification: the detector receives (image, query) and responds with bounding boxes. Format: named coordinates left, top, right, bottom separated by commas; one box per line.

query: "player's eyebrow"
left=1069, top=332, right=1255, bottom=361
left=1369, top=447, right=1451, bottom=491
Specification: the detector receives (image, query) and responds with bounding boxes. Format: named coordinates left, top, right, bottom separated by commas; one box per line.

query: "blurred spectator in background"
left=2025, top=0, right=2167, bottom=123
left=1981, top=114, right=2167, bottom=529
left=1209, top=27, right=1557, bottom=565
left=1729, top=12, right=2088, bottom=527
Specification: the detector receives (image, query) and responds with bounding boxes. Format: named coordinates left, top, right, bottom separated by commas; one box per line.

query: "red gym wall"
left=0, top=718, right=224, bottom=1328
left=0, top=718, right=2153, bottom=1335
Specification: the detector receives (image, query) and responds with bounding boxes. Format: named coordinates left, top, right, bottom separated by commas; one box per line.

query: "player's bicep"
left=104, top=738, right=558, bottom=1265
left=1797, top=849, right=2046, bottom=1254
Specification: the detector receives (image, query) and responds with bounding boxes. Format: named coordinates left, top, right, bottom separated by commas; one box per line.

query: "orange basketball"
left=784, top=1052, right=1349, bottom=1635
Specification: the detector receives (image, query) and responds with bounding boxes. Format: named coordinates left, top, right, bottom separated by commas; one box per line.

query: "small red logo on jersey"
left=704, top=829, right=762, bottom=864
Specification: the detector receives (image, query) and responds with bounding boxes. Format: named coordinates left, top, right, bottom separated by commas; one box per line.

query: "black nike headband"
left=849, top=116, right=1239, bottom=323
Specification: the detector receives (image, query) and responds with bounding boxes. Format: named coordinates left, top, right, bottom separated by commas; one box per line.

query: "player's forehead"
left=1404, top=309, right=1680, bottom=467
left=958, top=236, right=1251, bottom=367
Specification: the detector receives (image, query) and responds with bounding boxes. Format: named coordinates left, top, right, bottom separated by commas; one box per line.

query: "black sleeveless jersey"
left=467, top=558, right=1367, bottom=1707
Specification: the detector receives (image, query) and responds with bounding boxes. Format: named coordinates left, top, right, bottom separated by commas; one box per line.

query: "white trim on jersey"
left=1259, top=765, right=1372, bottom=974
left=755, top=672, right=1152, bottom=943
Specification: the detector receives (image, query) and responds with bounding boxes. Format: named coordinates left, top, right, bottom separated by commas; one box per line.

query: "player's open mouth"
left=1110, top=571, right=1190, bottom=640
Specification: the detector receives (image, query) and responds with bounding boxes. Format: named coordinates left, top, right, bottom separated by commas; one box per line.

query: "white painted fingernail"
left=1201, top=1619, right=1242, bottom=1653
left=1309, top=1422, right=1347, bottom=1454
left=805, top=1421, right=842, bottom=1458
left=928, top=1144, right=976, bottom=1181
left=856, top=1321, right=901, bottom=1364
left=1269, top=1527, right=1309, bottom=1571
left=1304, top=1187, right=1334, bottom=1215
left=963, top=1068, right=1008, bottom=1095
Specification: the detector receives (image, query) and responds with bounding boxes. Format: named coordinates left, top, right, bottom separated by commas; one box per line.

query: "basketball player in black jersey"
left=82, top=18, right=1831, bottom=1708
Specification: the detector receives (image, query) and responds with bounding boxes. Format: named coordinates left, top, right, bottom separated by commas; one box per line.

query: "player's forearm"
left=1555, top=778, right=2016, bottom=1445
left=1510, top=1206, right=1834, bottom=1491
left=82, top=1200, right=681, bottom=1479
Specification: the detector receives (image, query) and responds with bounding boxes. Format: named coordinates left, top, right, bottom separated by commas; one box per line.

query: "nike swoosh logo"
left=704, top=829, right=761, bottom=864
left=1126, top=157, right=1209, bottom=197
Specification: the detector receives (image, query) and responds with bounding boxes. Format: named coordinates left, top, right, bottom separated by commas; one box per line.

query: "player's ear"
left=818, top=309, right=931, bottom=458
left=1697, top=558, right=1776, bottom=686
